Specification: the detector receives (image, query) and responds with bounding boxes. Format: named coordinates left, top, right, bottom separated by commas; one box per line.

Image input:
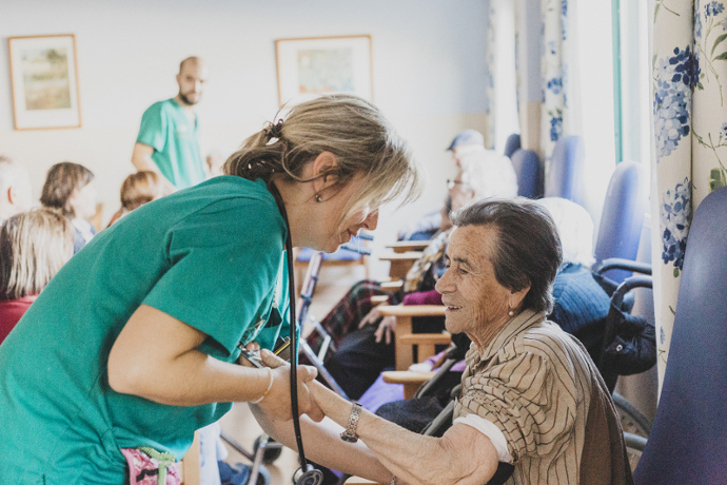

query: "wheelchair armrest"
left=623, top=432, right=647, bottom=452
left=594, top=258, right=652, bottom=276
left=611, top=275, right=653, bottom=309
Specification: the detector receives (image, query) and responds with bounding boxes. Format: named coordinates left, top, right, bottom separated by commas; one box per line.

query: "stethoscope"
left=268, top=181, right=324, bottom=485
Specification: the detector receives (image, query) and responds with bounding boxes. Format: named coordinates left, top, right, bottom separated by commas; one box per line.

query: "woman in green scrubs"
left=0, top=95, right=420, bottom=484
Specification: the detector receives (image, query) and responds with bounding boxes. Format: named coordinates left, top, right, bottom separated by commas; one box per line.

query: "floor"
left=217, top=264, right=364, bottom=484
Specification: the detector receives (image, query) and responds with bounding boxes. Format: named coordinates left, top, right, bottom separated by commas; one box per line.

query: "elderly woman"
left=316, top=160, right=513, bottom=400
left=253, top=198, right=632, bottom=485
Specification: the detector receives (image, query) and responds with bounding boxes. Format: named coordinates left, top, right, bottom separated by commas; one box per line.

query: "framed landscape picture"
left=8, top=34, right=82, bottom=130
left=275, top=35, right=373, bottom=106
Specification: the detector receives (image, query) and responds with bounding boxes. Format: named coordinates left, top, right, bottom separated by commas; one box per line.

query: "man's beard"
left=178, top=91, right=200, bottom=106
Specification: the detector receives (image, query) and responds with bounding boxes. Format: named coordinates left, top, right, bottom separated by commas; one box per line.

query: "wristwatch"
left=340, top=402, right=363, bottom=442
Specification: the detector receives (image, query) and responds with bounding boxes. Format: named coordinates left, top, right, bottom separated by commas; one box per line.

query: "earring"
left=508, top=309, right=514, bottom=317
left=315, top=193, right=323, bottom=203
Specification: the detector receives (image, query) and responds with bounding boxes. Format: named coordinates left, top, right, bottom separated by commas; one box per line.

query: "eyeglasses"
left=446, top=179, right=464, bottom=190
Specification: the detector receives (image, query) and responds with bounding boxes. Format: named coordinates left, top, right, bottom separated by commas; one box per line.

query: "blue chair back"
left=544, top=135, right=585, bottom=205
left=503, top=133, right=521, bottom=159
left=633, top=186, right=727, bottom=485
left=510, top=149, right=542, bottom=199
left=594, top=161, right=648, bottom=282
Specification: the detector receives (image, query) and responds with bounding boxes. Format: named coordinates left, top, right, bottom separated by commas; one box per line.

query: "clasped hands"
left=239, top=342, right=325, bottom=422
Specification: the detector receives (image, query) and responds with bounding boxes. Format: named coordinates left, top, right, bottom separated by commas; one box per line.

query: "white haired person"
left=399, top=129, right=517, bottom=241
left=0, top=155, right=32, bottom=223
left=0, top=95, right=421, bottom=484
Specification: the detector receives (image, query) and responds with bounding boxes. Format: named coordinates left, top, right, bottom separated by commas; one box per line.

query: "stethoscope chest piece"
left=293, top=465, right=324, bottom=485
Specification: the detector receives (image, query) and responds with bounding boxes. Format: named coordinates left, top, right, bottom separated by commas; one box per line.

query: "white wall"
left=0, top=0, right=491, bottom=277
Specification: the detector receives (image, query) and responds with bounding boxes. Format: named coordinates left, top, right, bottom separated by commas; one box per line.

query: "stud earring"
left=315, top=193, right=323, bottom=203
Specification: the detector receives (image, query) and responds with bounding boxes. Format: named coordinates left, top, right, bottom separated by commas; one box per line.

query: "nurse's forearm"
left=108, top=304, right=275, bottom=405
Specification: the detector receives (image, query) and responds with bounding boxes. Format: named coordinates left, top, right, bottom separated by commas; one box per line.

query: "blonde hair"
left=0, top=208, right=74, bottom=300
left=224, top=94, right=422, bottom=227
left=120, top=171, right=165, bottom=211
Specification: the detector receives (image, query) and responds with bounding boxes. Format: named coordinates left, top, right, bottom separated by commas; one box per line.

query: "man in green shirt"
left=132, top=57, right=208, bottom=190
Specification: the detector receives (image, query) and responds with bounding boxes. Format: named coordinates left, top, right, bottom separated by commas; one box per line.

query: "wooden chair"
left=377, top=251, right=422, bottom=281
left=377, top=305, right=449, bottom=371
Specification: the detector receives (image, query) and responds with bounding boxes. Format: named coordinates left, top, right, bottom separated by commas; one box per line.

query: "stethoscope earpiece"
left=293, top=465, right=324, bottom=485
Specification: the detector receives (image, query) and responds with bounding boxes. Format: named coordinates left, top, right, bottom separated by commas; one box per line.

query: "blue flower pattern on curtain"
left=651, top=0, right=727, bottom=383
left=654, top=47, right=700, bottom=157
left=541, top=0, right=568, bottom=160
left=660, top=178, right=691, bottom=273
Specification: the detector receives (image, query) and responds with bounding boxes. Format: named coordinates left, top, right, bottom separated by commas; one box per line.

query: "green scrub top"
left=0, top=177, right=291, bottom=484
left=136, top=98, right=206, bottom=189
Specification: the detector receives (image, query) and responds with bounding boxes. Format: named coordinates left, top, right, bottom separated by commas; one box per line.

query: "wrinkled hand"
left=256, top=350, right=324, bottom=422
left=359, top=304, right=385, bottom=329
left=374, top=316, right=397, bottom=344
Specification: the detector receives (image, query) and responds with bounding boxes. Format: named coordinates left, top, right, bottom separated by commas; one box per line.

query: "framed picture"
left=8, top=34, right=82, bottom=130
left=275, top=35, right=373, bottom=106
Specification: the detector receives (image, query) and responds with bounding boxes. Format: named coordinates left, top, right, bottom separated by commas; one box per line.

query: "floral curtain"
left=540, top=0, right=569, bottom=163
left=484, top=0, right=497, bottom=150
left=652, top=0, right=727, bottom=386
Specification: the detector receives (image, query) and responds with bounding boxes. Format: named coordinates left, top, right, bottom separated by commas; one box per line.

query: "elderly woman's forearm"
left=310, top=381, right=498, bottom=485
left=250, top=404, right=393, bottom=483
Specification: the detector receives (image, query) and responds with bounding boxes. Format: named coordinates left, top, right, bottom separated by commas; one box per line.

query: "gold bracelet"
left=251, top=368, right=273, bottom=404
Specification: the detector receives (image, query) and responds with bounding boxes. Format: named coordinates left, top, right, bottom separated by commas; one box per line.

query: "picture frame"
left=8, top=34, right=82, bottom=130
left=275, top=35, right=373, bottom=106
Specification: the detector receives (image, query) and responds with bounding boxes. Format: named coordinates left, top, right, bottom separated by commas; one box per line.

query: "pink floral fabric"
left=121, top=448, right=181, bottom=485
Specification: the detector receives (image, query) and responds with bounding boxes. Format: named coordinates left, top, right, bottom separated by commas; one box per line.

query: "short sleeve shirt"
left=0, top=177, right=290, bottom=484
left=136, top=98, right=206, bottom=189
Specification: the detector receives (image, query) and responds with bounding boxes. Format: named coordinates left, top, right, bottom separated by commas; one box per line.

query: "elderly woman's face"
left=435, top=225, right=514, bottom=344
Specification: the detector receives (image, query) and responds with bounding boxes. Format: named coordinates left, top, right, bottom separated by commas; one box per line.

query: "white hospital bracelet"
left=251, top=368, right=273, bottom=404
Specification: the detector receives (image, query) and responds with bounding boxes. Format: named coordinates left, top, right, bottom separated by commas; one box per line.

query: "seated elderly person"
left=313, top=159, right=510, bottom=400
left=253, top=198, right=632, bottom=485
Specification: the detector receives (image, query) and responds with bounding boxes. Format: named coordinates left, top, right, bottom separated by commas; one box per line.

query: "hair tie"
left=266, top=120, right=284, bottom=140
